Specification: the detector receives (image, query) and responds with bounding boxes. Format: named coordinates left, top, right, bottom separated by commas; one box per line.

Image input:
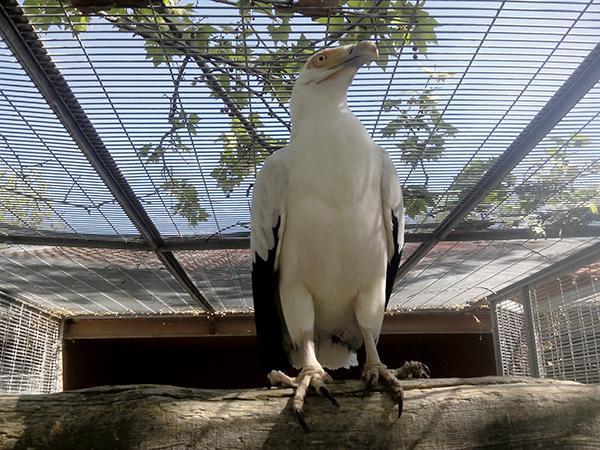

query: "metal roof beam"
left=2, top=226, right=599, bottom=250
left=394, top=41, right=600, bottom=288
left=0, top=0, right=214, bottom=313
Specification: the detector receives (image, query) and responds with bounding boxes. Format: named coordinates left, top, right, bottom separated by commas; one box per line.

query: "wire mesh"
left=530, top=260, right=600, bottom=383
left=390, top=237, right=600, bottom=308
left=175, top=248, right=252, bottom=311
left=0, top=0, right=599, bottom=314
left=0, top=244, right=202, bottom=315
left=10, top=1, right=599, bottom=236
left=0, top=293, right=61, bottom=394
left=447, top=81, right=600, bottom=233
left=495, top=295, right=531, bottom=377
left=0, top=39, right=140, bottom=238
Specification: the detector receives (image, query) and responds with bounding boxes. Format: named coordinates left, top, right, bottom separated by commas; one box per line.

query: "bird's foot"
left=268, top=366, right=339, bottom=432
left=393, top=360, right=431, bottom=380
left=361, top=363, right=405, bottom=417
left=361, top=361, right=430, bottom=417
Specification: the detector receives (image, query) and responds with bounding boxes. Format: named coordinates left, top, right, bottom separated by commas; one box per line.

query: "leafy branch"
left=381, top=68, right=457, bottom=218
left=455, top=134, right=600, bottom=236
left=21, top=0, right=445, bottom=227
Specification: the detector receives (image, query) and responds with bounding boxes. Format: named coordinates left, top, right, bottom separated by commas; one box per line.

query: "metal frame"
left=394, top=41, right=600, bottom=287
left=0, top=0, right=599, bottom=315
left=62, top=309, right=492, bottom=339
left=489, top=299, right=503, bottom=376
left=0, top=0, right=214, bottom=313
left=487, top=240, right=600, bottom=379
left=2, top=226, right=599, bottom=251
left=520, top=286, right=540, bottom=378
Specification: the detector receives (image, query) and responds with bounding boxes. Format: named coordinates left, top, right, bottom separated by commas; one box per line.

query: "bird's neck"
left=290, top=95, right=355, bottom=141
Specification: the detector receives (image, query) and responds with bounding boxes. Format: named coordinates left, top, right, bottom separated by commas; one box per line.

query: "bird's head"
left=290, top=41, right=378, bottom=127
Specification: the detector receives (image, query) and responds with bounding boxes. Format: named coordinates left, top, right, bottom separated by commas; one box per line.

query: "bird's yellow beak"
left=304, top=41, right=379, bottom=85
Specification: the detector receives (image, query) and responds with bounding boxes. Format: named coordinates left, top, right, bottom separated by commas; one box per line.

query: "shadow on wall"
left=62, top=333, right=496, bottom=390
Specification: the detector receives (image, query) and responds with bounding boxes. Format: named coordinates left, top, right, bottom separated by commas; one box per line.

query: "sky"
left=0, top=0, right=599, bottom=238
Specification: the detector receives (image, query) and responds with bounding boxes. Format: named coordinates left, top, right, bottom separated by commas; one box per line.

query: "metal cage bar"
left=0, top=0, right=214, bottom=313
left=521, top=286, right=541, bottom=377
left=0, top=290, right=61, bottom=394
left=394, top=40, right=600, bottom=288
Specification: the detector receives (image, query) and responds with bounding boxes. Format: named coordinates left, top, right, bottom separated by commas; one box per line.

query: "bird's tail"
left=290, top=338, right=358, bottom=370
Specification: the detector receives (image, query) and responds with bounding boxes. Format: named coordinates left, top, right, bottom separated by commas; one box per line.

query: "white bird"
left=251, top=41, right=426, bottom=431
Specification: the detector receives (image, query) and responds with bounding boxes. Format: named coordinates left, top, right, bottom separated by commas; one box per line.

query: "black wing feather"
left=385, top=211, right=402, bottom=310
left=251, top=219, right=289, bottom=371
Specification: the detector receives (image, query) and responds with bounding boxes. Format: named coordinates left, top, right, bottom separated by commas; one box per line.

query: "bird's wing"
left=250, top=151, right=290, bottom=370
left=379, top=146, right=405, bottom=309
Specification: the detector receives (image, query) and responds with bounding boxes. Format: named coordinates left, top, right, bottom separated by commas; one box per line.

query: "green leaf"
left=162, top=178, right=209, bottom=226
left=147, top=146, right=165, bottom=163
left=0, top=170, right=53, bottom=227
left=268, top=21, right=291, bottom=44
left=190, top=24, right=217, bottom=51
left=381, top=118, right=403, bottom=137
left=329, top=16, right=347, bottom=34
left=144, top=43, right=166, bottom=67
left=403, top=185, right=435, bottom=218
left=412, top=8, right=439, bottom=53
left=188, top=113, right=200, bottom=135
left=136, top=144, right=153, bottom=158
left=212, top=117, right=270, bottom=196
left=69, top=14, right=89, bottom=33
left=347, top=0, right=370, bottom=8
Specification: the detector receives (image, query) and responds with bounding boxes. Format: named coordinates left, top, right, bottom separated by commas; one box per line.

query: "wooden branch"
left=1, top=377, right=599, bottom=449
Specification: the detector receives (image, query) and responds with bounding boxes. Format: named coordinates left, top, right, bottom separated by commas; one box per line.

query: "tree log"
left=1, top=377, right=599, bottom=449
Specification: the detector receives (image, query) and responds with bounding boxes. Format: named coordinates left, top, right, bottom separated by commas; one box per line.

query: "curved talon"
left=422, top=364, right=431, bottom=378
left=362, top=372, right=378, bottom=397
left=293, top=406, right=310, bottom=432
left=363, top=365, right=405, bottom=417
left=319, top=386, right=339, bottom=408
left=394, top=388, right=404, bottom=417
left=395, top=361, right=431, bottom=379
left=281, top=367, right=335, bottom=431
left=409, top=361, right=430, bottom=379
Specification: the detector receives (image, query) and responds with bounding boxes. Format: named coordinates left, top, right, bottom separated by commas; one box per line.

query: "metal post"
left=489, top=298, right=504, bottom=376
left=521, top=286, right=540, bottom=378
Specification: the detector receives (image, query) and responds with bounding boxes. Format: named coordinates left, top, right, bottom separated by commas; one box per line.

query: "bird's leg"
left=360, top=327, right=404, bottom=416
left=267, top=332, right=338, bottom=432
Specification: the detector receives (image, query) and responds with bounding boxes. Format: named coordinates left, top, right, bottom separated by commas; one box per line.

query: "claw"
left=395, top=361, right=431, bottom=379
left=423, top=364, right=431, bottom=378
left=396, top=389, right=404, bottom=417
left=319, top=386, right=339, bottom=408
left=362, top=372, right=378, bottom=397
left=293, top=406, right=310, bottom=432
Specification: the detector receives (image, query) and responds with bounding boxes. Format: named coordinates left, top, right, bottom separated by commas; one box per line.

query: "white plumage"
left=251, top=41, right=404, bottom=376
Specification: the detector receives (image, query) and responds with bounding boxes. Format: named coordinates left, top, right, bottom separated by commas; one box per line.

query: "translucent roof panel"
left=390, top=237, right=600, bottom=309
left=0, top=244, right=200, bottom=315
left=175, top=249, right=252, bottom=311
left=0, top=40, right=139, bottom=238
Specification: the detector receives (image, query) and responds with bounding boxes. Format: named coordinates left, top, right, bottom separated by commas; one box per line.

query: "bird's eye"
left=314, top=53, right=328, bottom=66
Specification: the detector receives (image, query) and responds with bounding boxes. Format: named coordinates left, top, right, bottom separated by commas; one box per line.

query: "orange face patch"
left=305, top=47, right=347, bottom=70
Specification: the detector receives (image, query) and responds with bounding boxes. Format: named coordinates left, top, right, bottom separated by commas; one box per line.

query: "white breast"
left=279, top=110, right=387, bottom=320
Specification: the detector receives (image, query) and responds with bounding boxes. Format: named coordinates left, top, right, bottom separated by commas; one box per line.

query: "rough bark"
left=0, top=377, right=599, bottom=449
